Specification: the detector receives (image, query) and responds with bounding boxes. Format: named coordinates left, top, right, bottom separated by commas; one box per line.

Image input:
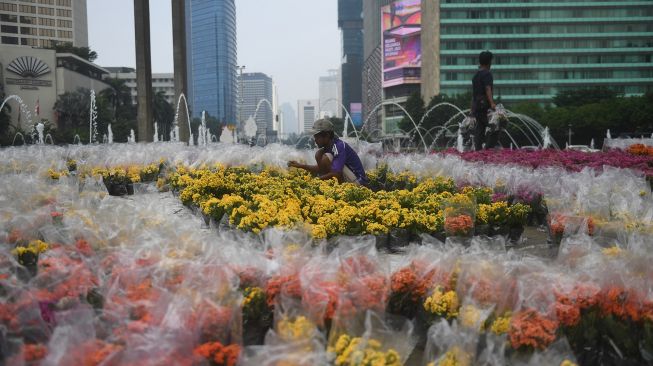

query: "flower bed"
left=442, top=148, right=653, bottom=179
left=165, top=164, right=531, bottom=243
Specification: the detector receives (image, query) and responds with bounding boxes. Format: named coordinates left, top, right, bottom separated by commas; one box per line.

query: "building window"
left=1, top=35, right=19, bottom=44
left=0, top=13, right=18, bottom=22
left=1, top=24, right=18, bottom=33
left=20, top=16, right=37, bottom=24
left=56, top=8, right=71, bottom=17
left=56, top=0, right=71, bottom=6
left=38, top=6, right=54, bottom=15
left=57, top=19, right=71, bottom=28
left=21, top=37, right=38, bottom=46
left=57, top=29, right=71, bottom=38
left=19, top=5, right=36, bottom=13
left=20, top=26, right=37, bottom=35
left=39, top=38, right=52, bottom=47
left=38, top=0, right=54, bottom=4
left=38, top=17, right=55, bottom=26
left=38, top=28, right=55, bottom=37
left=0, top=2, right=18, bottom=11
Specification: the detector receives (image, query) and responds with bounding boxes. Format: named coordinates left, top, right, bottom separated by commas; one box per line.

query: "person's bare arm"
left=485, top=86, right=496, bottom=110
left=319, top=171, right=343, bottom=182
left=287, top=161, right=320, bottom=174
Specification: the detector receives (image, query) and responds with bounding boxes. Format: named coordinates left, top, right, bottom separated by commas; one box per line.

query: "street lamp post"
left=236, top=65, right=246, bottom=144
left=568, top=124, right=572, bottom=147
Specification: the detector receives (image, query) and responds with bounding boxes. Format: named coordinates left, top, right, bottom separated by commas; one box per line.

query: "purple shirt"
left=329, top=138, right=368, bottom=185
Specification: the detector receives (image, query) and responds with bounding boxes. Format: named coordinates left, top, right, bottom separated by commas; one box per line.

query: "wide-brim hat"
left=310, top=119, right=334, bottom=135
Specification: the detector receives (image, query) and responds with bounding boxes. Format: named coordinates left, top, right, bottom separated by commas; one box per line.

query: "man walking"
left=471, top=50, right=497, bottom=150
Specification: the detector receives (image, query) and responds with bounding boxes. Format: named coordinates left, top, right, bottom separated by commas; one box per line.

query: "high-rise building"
left=0, top=0, right=87, bottom=48
left=298, top=99, right=319, bottom=134
left=239, top=72, right=274, bottom=139
left=319, top=69, right=340, bottom=118
left=185, top=0, right=237, bottom=123
left=338, top=0, right=363, bottom=122
left=362, top=0, right=393, bottom=133
left=434, top=1, right=653, bottom=103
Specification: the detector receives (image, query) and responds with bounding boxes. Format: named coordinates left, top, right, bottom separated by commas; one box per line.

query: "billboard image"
left=350, top=103, right=362, bottom=128
left=381, top=0, right=421, bottom=88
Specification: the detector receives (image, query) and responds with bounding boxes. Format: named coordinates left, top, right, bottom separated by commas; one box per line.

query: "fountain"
left=108, top=124, right=114, bottom=144
left=44, top=134, right=53, bottom=145
left=12, top=132, right=25, bottom=146
left=197, top=111, right=210, bottom=146
left=542, top=127, right=552, bottom=149
left=102, top=134, right=108, bottom=144
left=73, top=134, right=81, bottom=145
left=590, top=139, right=595, bottom=150
left=320, top=98, right=360, bottom=144
left=456, top=130, right=464, bottom=152
left=128, top=129, right=136, bottom=143
left=170, top=125, right=180, bottom=142
left=153, top=122, right=159, bottom=142
left=1, top=95, right=33, bottom=126
left=606, top=129, right=612, bottom=139
left=89, top=90, right=98, bottom=144
left=35, top=122, right=44, bottom=144
left=173, top=93, right=193, bottom=145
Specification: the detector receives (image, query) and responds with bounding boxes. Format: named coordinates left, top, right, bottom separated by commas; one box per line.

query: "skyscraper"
left=338, top=0, right=363, bottom=121
left=0, top=0, right=88, bottom=48
left=319, top=69, right=340, bottom=118
left=239, top=72, right=274, bottom=139
left=185, top=0, right=237, bottom=123
left=298, top=99, right=319, bottom=134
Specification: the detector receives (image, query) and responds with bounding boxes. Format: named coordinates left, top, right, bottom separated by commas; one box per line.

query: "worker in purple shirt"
left=288, top=119, right=368, bottom=186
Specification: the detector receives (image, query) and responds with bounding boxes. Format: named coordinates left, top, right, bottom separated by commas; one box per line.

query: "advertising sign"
left=381, top=0, right=421, bottom=88
left=350, top=103, right=362, bottom=128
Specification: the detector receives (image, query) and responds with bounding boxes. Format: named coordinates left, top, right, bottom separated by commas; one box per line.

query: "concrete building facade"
left=338, top=0, right=363, bottom=120
left=105, top=67, right=175, bottom=105
left=0, top=44, right=109, bottom=131
left=239, top=72, right=274, bottom=139
left=319, top=69, right=340, bottom=118
left=297, top=99, right=319, bottom=134
left=0, top=0, right=88, bottom=48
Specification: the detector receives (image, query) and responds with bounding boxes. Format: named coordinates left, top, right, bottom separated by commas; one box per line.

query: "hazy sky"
left=88, top=0, right=341, bottom=107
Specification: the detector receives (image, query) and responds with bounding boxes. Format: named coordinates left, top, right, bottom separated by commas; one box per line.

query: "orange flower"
left=509, top=308, right=559, bottom=350
left=555, top=302, right=581, bottom=327
left=600, top=286, right=642, bottom=322
left=626, top=144, right=653, bottom=156
left=444, top=214, right=474, bottom=236
left=265, top=273, right=302, bottom=307
left=194, top=341, right=241, bottom=366
left=23, top=343, right=47, bottom=362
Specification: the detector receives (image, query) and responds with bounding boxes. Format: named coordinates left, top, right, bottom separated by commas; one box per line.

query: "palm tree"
left=152, top=90, right=174, bottom=139
left=100, top=78, right=132, bottom=122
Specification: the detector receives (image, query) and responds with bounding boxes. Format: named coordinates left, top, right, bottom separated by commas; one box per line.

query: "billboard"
left=381, top=0, right=421, bottom=88
left=350, top=103, right=362, bottom=128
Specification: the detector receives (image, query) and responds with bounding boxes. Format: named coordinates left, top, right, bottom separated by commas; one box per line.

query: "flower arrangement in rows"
left=328, top=334, right=402, bottom=366
left=168, top=164, right=531, bottom=240
left=626, top=143, right=653, bottom=156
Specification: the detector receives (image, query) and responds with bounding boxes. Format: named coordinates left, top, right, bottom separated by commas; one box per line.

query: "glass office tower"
left=338, top=0, right=364, bottom=121
left=186, top=0, right=237, bottom=123
left=438, top=0, right=653, bottom=103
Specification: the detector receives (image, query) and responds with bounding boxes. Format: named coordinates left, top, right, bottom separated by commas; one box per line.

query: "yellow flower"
left=602, top=246, right=623, bottom=257
left=459, top=305, right=483, bottom=330
left=490, top=312, right=511, bottom=335
left=13, top=240, right=49, bottom=256
left=277, top=316, right=316, bottom=341
left=423, top=286, right=459, bottom=319
left=436, top=346, right=472, bottom=366
left=560, top=360, right=578, bottom=366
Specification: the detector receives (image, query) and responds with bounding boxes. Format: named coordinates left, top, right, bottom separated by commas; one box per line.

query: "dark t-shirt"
left=472, top=68, right=493, bottom=113
left=330, top=138, right=368, bottom=185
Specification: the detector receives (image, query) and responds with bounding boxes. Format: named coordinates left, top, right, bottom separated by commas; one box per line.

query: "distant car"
left=566, top=145, right=600, bottom=153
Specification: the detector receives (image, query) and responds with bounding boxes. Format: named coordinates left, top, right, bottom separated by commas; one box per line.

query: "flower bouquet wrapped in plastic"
left=444, top=194, right=476, bottom=239
left=327, top=311, right=415, bottom=366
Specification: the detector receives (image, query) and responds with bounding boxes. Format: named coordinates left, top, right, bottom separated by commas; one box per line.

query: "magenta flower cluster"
left=441, top=149, right=653, bottom=179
